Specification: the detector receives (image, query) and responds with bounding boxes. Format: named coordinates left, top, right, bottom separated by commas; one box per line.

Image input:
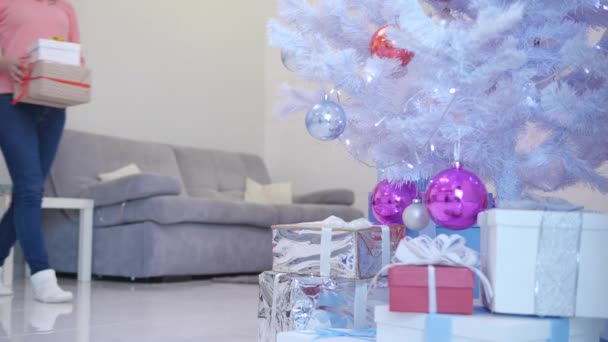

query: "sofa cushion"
left=173, top=146, right=271, bottom=200
left=94, top=197, right=363, bottom=228
left=81, top=174, right=182, bottom=207
left=97, top=163, right=142, bottom=182
left=50, top=130, right=185, bottom=198
left=244, top=178, right=292, bottom=205
left=275, top=204, right=364, bottom=225
left=94, top=196, right=279, bottom=228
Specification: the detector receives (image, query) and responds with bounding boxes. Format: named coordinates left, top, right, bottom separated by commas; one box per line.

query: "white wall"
left=67, top=0, right=271, bottom=155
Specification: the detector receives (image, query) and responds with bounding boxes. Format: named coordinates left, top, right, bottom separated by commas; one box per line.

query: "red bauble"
left=370, top=25, right=415, bottom=67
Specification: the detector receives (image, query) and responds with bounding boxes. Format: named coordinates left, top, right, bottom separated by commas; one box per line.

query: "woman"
left=0, top=0, right=82, bottom=303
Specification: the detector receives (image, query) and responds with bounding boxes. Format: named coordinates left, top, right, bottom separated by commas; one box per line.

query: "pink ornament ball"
left=425, top=164, right=488, bottom=230
left=371, top=180, right=417, bottom=225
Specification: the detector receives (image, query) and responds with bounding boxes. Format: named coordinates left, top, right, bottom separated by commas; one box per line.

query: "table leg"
left=76, top=282, right=91, bottom=341
left=2, top=196, right=12, bottom=288
left=77, top=207, right=93, bottom=282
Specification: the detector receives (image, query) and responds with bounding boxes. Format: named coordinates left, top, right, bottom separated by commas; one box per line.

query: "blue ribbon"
left=306, top=314, right=569, bottom=341
left=425, top=314, right=452, bottom=342
left=310, top=328, right=376, bottom=341
left=549, top=319, right=570, bottom=342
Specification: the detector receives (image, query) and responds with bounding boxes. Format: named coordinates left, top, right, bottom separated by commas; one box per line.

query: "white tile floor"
left=0, top=278, right=259, bottom=342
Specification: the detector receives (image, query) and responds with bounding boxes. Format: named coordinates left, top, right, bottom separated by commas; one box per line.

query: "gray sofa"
left=42, top=130, right=363, bottom=279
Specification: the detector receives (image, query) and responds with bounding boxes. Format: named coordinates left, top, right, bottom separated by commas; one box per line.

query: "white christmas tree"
left=269, top=0, right=608, bottom=204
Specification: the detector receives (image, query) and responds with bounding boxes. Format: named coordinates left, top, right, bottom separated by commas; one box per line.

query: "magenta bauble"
left=371, top=180, right=417, bottom=225
left=425, top=164, right=488, bottom=230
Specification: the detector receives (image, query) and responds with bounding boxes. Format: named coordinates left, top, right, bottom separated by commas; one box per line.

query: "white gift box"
left=28, top=39, right=81, bottom=65
left=375, top=305, right=603, bottom=342
left=277, top=330, right=373, bottom=342
left=479, top=209, right=608, bottom=319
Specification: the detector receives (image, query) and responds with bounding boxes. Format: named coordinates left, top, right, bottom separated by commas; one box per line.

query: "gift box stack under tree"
left=258, top=216, right=405, bottom=342
left=371, top=208, right=608, bottom=342
left=13, top=39, right=91, bottom=108
left=270, top=186, right=608, bottom=341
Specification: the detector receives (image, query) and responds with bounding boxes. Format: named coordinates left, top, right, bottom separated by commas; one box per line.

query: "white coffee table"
left=1, top=197, right=94, bottom=286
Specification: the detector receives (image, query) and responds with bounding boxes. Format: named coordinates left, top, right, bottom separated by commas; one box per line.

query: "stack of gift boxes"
left=257, top=216, right=405, bottom=342
left=262, top=208, right=608, bottom=341
left=374, top=209, right=608, bottom=341
left=14, top=38, right=91, bottom=108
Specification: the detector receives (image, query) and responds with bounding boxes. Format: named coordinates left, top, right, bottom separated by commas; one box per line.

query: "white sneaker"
left=0, top=268, right=12, bottom=296
left=30, top=269, right=73, bottom=303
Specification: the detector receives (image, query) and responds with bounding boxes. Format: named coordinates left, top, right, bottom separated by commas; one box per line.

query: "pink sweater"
left=0, top=0, right=80, bottom=94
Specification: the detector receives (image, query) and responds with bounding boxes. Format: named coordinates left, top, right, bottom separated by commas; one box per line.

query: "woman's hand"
left=0, top=56, right=26, bottom=84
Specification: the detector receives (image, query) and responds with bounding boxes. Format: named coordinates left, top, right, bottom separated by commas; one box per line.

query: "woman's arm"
left=65, top=4, right=80, bottom=44
left=0, top=1, right=22, bottom=81
left=62, top=2, right=84, bottom=64
left=0, top=56, right=24, bottom=83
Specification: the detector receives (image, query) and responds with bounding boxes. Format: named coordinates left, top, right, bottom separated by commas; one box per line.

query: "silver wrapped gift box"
left=258, top=271, right=388, bottom=342
left=272, top=218, right=405, bottom=279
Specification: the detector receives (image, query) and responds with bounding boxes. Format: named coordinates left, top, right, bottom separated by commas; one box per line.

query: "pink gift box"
left=388, top=265, right=475, bottom=315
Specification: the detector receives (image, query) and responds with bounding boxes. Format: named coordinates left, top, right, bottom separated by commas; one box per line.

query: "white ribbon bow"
left=394, top=234, right=494, bottom=302
left=394, top=234, right=479, bottom=267
left=296, top=215, right=374, bottom=230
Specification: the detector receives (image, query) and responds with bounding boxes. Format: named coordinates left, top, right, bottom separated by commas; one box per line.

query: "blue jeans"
left=0, top=94, right=66, bottom=274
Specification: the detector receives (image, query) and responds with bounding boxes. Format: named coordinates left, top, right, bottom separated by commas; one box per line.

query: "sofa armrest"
left=293, top=189, right=355, bottom=206
left=80, top=173, right=182, bottom=207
